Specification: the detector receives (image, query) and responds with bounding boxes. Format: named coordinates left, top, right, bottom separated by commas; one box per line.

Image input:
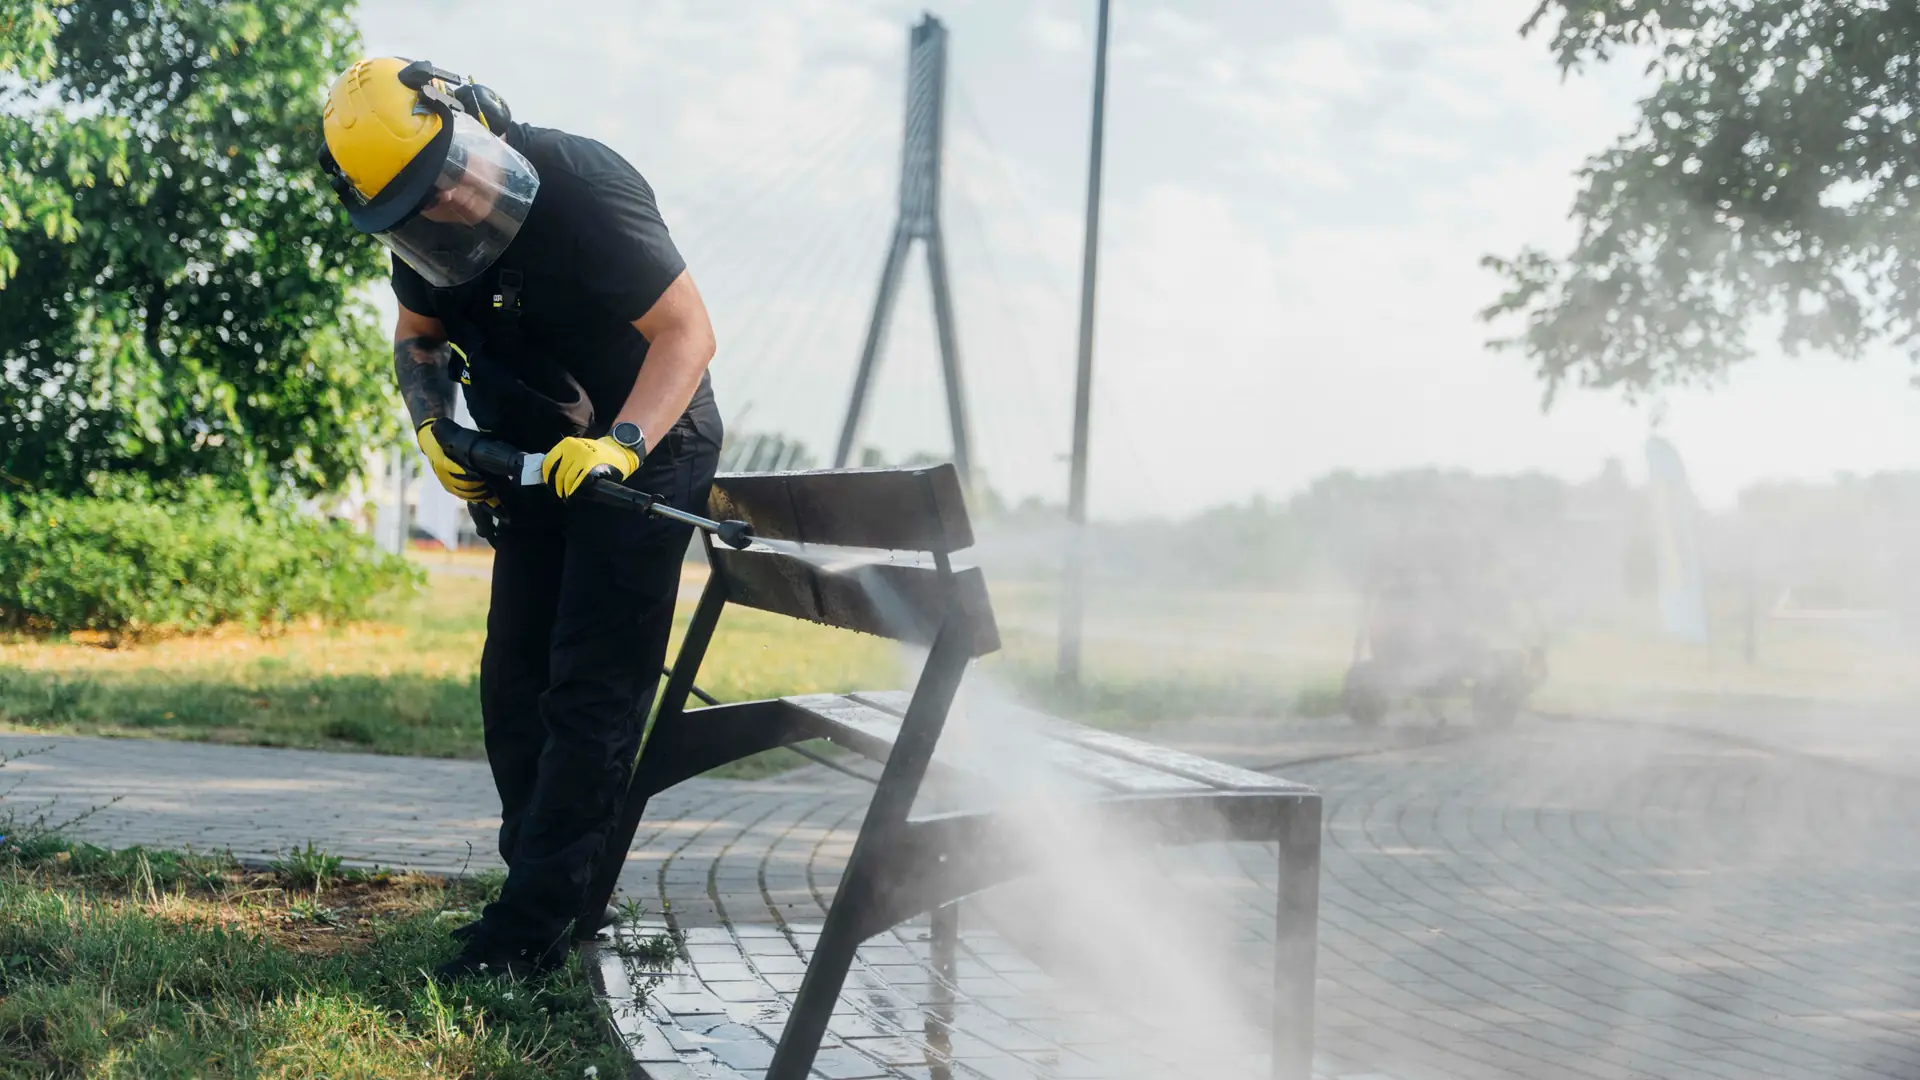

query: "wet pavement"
left=4, top=709, right=1918, bottom=1079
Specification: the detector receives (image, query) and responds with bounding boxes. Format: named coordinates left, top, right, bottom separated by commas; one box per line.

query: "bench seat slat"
left=785, top=693, right=1105, bottom=799
left=851, top=689, right=1307, bottom=794
left=781, top=694, right=916, bottom=764
left=788, top=694, right=1176, bottom=797
left=1058, top=727, right=1313, bottom=793
left=846, top=691, right=1211, bottom=796
left=782, top=694, right=1004, bottom=804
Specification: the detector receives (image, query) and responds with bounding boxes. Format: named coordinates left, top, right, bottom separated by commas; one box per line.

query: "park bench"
left=579, top=463, right=1322, bottom=1080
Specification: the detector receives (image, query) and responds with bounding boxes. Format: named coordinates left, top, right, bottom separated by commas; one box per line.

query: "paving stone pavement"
left=1568, top=700, right=1920, bottom=780
left=0, top=733, right=807, bottom=902
left=3, top=711, right=1918, bottom=1080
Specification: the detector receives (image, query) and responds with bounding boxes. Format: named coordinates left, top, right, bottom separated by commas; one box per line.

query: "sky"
left=356, top=0, right=1920, bottom=518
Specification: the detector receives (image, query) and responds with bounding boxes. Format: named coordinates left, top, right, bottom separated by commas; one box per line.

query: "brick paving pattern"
left=3, top=710, right=1917, bottom=1079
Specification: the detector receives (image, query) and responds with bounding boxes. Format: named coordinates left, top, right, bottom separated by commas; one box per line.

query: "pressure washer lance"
left=432, top=423, right=861, bottom=781
left=429, top=420, right=756, bottom=550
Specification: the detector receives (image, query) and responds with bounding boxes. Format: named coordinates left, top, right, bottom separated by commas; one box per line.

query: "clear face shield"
left=373, top=112, right=539, bottom=288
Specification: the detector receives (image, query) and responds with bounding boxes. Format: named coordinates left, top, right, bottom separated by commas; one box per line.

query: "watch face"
left=612, top=421, right=642, bottom=449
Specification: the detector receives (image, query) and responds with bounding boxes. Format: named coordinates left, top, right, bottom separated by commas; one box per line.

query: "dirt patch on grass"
left=188, top=869, right=462, bottom=957
left=4, top=843, right=481, bottom=958
left=0, top=833, right=623, bottom=1078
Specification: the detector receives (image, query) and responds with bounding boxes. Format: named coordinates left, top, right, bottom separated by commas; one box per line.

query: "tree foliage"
left=0, top=0, right=394, bottom=497
left=1484, top=2, right=1920, bottom=402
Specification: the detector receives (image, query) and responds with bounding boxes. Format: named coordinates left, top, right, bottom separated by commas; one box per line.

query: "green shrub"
left=0, top=480, right=419, bottom=637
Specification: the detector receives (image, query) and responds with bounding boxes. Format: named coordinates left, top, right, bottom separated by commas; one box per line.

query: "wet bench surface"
left=788, top=690, right=1312, bottom=800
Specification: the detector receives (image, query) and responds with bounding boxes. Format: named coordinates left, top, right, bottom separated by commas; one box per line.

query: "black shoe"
left=580, top=903, right=623, bottom=938
left=449, top=904, right=620, bottom=943
left=434, top=933, right=559, bottom=983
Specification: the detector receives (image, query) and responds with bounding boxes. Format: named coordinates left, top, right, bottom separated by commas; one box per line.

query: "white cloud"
left=1367, top=127, right=1465, bottom=162
left=1106, top=185, right=1283, bottom=347
left=1264, top=36, right=1380, bottom=98
left=1026, top=8, right=1084, bottom=55
left=1338, top=0, right=1444, bottom=39
left=1137, top=6, right=1215, bottom=47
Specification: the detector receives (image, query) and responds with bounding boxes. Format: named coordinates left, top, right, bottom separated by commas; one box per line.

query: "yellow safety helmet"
left=318, top=58, right=536, bottom=287
left=322, top=56, right=445, bottom=205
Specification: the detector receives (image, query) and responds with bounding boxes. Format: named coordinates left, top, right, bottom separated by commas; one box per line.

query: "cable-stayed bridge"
left=661, top=14, right=1146, bottom=509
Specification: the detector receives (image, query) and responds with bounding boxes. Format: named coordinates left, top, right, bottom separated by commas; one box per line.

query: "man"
left=318, top=57, right=722, bottom=978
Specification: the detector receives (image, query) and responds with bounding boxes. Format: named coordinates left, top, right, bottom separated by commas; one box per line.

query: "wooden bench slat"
left=789, top=694, right=1153, bottom=797
left=783, top=694, right=1102, bottom=802
left=846, top=691, right=1211, bottom=796
left=851, top=690, right=1306, bottom=794
left=782, top=695, right=999, bottom=806
left=782, top=694, right=916, bottom=764
left=711, top=548, right=999, bottom=657
left=709, top=466, right=974, bottom=554
left=1059, top=727, right=1313, bottom=793
left=841, top=689, right=922, bottom=717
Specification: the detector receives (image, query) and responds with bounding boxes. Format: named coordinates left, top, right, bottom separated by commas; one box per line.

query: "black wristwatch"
left=610, top=420, right=647, bottom=457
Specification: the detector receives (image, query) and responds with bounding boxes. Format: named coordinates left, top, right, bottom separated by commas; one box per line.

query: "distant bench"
left=580, top=463, right=1322, bottom=1080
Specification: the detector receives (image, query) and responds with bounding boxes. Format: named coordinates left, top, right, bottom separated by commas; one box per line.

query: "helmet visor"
left=374, top=112, right=539, bottom=288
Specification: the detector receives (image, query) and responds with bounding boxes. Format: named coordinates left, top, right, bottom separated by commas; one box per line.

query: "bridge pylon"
left=832, top=14, right=973, bottom=485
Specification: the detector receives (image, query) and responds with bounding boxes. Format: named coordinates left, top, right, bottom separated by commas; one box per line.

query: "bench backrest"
left=704, top=464, right=1000, bottom=657
left=708, top=466, right=974, bottom=552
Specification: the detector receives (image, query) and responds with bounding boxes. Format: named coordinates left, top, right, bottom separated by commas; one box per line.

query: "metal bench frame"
left=580, top=464, right=1321, bottom=1080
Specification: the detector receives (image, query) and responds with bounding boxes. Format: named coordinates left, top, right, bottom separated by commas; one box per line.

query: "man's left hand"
left=542, top=435, right=639, bottom=499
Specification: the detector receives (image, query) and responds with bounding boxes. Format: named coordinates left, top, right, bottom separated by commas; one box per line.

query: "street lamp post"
left=1057, top=0, right=1113, bottom=685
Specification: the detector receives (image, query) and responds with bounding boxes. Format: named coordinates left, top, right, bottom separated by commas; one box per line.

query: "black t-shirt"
left=392, top=124, right=689, bottom=443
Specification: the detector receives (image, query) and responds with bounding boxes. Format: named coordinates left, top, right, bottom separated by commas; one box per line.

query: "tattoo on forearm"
left=393, top=336, right=457, bottom=430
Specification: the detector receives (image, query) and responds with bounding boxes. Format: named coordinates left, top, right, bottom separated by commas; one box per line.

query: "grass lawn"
left=0, top=550, right=1350, bottom=771
left=0, top=825, right=630, bottom=1079
left=0, top=556, right=902, bottom=771
left=988, top=577, right=1920, bottom=719
left=6, top=547, right=1910, bottom=772
left=982, top=579, right=1355, bottom=728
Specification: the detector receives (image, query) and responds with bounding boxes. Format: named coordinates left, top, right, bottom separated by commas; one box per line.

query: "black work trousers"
left=476, top=408, right=720, bottom=954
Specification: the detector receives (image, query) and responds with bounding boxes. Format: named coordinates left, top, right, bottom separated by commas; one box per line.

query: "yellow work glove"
left=416, top=419, right=493, bottom=503
left=542, top=435, right=639, bottom=500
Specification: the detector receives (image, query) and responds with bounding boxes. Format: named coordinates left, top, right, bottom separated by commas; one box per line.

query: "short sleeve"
left=571, top=160, right=687, bottom=323
left=390, top=254, right=435, bottom=316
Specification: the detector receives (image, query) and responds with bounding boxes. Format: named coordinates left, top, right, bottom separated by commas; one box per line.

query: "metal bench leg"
left=768, top=619, right=973, bottom=1080
left=578, top=565, right=730, bottom=940
left=930, top=900, right=959, bottom=980
left=1273, top=796, right=1321, bottom=1080
left=926, top=901, right=958, bottom=1080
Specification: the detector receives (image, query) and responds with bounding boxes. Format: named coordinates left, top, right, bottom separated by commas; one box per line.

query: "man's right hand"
left=417, top=419, right=493, bottom=503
